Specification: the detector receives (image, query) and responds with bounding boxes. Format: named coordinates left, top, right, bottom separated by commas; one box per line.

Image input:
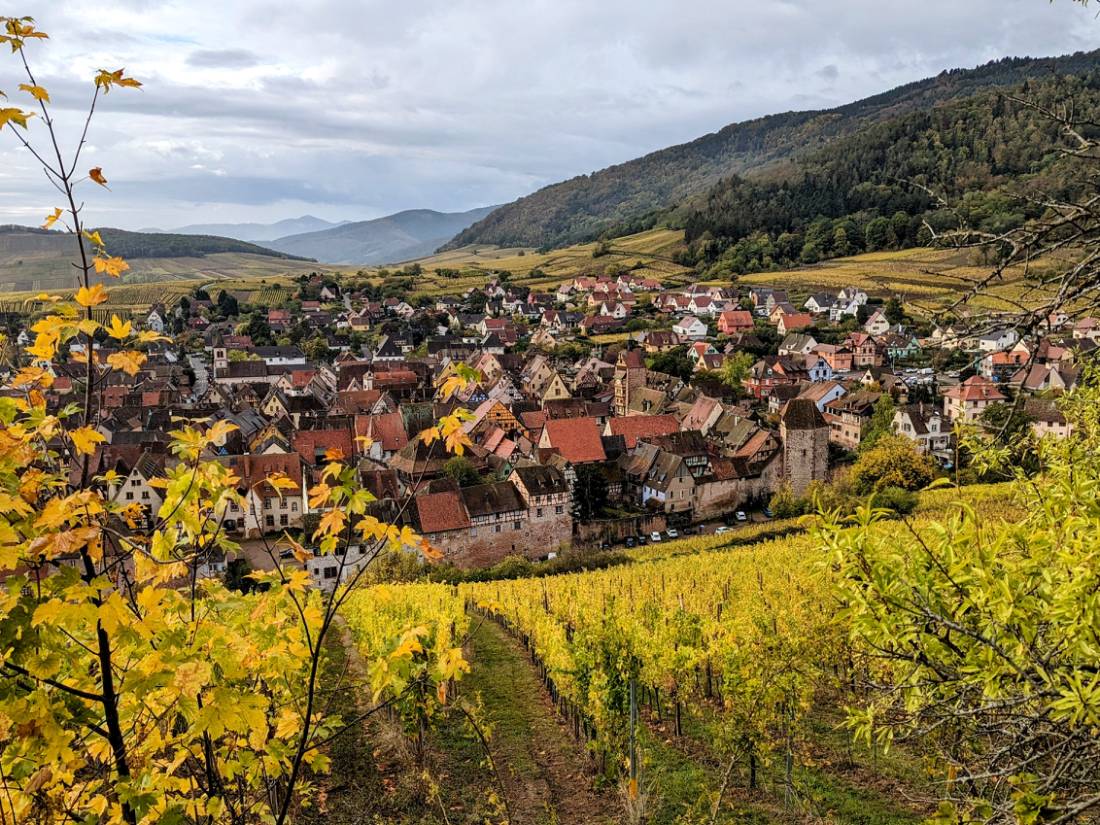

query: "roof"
left=781, top=398, right=827, bottom=430
left=355, top=411, right=409, bottom=452
left=945, top=376, right=1006, bottom=402
left=607, top=414, right=680, bottom=449
left=511, top=465, right=569, bottom=496
left=541, top=417, right=607, bottom=463
left=461, top=481, right=526, bottom=518
left=416, top=490, right=470, bottom=533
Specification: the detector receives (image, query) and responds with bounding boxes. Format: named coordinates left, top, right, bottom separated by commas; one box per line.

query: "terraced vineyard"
left=738, top=247, right=1060, bottom=315
left=331, top=482, right=1022, bottom=824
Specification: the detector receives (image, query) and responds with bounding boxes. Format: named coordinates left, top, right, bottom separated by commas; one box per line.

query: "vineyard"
left=335, top=482, right=1023, bottom=823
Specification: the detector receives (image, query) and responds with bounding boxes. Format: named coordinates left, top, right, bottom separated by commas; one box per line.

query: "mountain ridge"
left=445, top=49, right=1100, bottom=251
left=266, top=206, right=498, bottom=264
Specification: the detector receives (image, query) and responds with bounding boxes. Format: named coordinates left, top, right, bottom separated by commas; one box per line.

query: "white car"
left=650, top=531, right=663, bottom=543
left=665, top=528, right=679, bottom=540
left=735, top=511, right=748, bottom=522
left=715, top=526, right=731, bottom=535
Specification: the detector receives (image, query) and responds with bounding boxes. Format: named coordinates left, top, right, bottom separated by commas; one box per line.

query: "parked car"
left=735, top=511, right=748, bottom=522
left=763, top=507, right=774, bottom=518
left=625, top=536, right=636, bottom=548
left=665, top=528, right=679, bottom=539
left=715, top=525, right=731, bottom=535
left=650, top=531, right=662, bottom=543
left=636, top=534, right=648, bottom=545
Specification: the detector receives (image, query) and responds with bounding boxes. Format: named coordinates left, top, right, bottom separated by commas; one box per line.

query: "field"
left=404, top=228, right=695, bottom=297
left=335, top=481, right=1022, bottom=824
left=0, top=249, right=346, bottom=295
left=738, top=247, right=1058, bottom=315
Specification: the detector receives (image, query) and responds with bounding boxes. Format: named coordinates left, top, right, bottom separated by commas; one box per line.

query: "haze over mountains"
left=263, top=207, right=499, bottom=265
left=154, top=216, right=346, bottom=243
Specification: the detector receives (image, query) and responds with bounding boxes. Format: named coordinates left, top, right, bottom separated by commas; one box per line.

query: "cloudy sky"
left=1, top=1, right=1097, bottom=230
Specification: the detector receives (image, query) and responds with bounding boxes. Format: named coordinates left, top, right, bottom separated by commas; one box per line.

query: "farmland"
left=737, top=247, right=1058, bottom=315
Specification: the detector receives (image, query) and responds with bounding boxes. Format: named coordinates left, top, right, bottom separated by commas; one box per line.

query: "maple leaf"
left=323, top=446, right=345, bottom=462
left=25, top=333, right=56, bottom=361
left=93, top=255, right=129, bottom=277
left=69, top=426, right=106, bottom=455
left=136, top=330, right=170, bottom=343
left=75, top=283, right=108, bottom=307
left=105, top=315, right=131, bottom=340
left=307, top=483, right=332, bottom=509
left=94, top=68, right=141, bottom=93
left=41, top=207, right=62, bottom=230
left=88, top=167, right=109, bottom=188
left=106, top=350, right=146, bottom=376
left=0, top=107, right=33, bottom=130
left=312, top=507, right=346, bottom=541
left=17, top=82, right=48, bottom=102
left=82, top=229, right=104, bottom=248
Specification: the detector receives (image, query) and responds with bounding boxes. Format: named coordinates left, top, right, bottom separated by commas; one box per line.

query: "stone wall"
left=573, top=513, right=667, bottom=548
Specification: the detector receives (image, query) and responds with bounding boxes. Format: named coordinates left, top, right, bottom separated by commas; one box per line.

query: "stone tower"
left=613, top=348, right=646, bottom=416
left=780, top=398, right=829, bottom=497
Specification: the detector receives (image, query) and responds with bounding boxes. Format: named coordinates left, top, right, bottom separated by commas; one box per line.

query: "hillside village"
left=3, top=267, right=1091, bottom=589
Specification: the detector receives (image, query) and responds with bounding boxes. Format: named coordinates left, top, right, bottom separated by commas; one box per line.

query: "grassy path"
left=462, top=617, right=619, bottom=825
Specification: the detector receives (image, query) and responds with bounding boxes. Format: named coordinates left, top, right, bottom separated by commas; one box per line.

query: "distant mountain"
left=164, top=215, right=346, bottom=243
left=446, top=50, right=1100, bottom=251
left=0, top=225, right=315, bottom=293
left=267, top=206, right=498, bottom=264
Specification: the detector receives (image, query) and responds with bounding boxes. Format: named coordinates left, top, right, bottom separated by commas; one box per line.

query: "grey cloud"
left=186, top=48, right=262, bottom=68
left=1, top=0, right=1097, bottom=230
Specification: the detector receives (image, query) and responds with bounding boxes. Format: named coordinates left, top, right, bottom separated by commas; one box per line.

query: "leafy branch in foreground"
left=0, top=16, right=484, bottom=824
left=825, top=373, right=1100, bottom=824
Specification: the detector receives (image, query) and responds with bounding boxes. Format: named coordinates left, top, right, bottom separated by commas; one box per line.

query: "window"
left=495, top=524, right=502, bottom=533
left=131, top=479, right=139, bottom=487
left=265, top=515, right=274, bottom=528
left=536, top=507, right=543, bottom=518
left=555, top=505, right=564, bottom=515
left=264, top=498, right=272, bottom=510
left=125, top=491, right=134, bottom=501
left=513, top=521, right=521, bottom=530
left=291, top=501, right=298, bottom=512
left=280, top=515, right=288, bottom=526
left=323, top=566, right=338, bottom=579
left=141, top=491, right=150, bottom=500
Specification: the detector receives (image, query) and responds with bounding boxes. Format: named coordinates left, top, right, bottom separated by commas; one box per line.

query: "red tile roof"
left=542, top=417, right=606, bottom=463
left=607, top=414, right=680, bottom=448
left=293, top=429, right=355, bottom=465
left=416, top=490, right=470, bottom=533
left=354, top=411, right=408, bottom=452
left=945, top=375, right=1006, bottom=402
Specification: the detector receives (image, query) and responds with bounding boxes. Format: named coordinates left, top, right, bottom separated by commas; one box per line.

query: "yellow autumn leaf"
left=25, top=333, right=57, bottom=361
left=70, top=426, right=106, bottom=455
left=88, top=167, right=108, bottom=188
left=105, top=315, right=131, bottom=340
left=82, top=229, right=104, bottom=248
left=41, top=207, right=62, bottom=229
left=136, top=330, right=170, bottom=343
left=93, top=255, right=129, bottom=277
left=18, top=82, right=48, bottom=102
left=106, top=350, right=146, bottom=376
left=0, top=107, right=33, bottom=130
left=75, top=283, right=108, bottom=307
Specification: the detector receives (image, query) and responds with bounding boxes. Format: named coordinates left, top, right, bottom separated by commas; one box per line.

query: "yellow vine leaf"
left=70, top=426, right=106, bottom=455
left=106, top=350, right=146, bottom=376
left=93, top=255, right=128, bottom=277
left=82, top=229, right=104, bottom=248
left=94, top=68, right=142, bottom=92
left=74, top=283, right=108, bottom=307
left=41, top=207, right=62, bottom=229
left=105, top=315, right=131, bottom=340
left=0, top=106, right=33, bottom=129
left=17, top=82, right=48, bottom=102
left=88, top=167, right=108, bottom=188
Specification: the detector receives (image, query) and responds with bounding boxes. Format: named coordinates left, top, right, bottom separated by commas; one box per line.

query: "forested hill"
left=677, top=74, right=1100, bottom=276
left=0, top=225, right=313, bottom=261
left=445, top=49, right=1100, bottom=252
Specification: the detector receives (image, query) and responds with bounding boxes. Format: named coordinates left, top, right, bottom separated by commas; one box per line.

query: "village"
left=6, top=269, right=1093, bottom=589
